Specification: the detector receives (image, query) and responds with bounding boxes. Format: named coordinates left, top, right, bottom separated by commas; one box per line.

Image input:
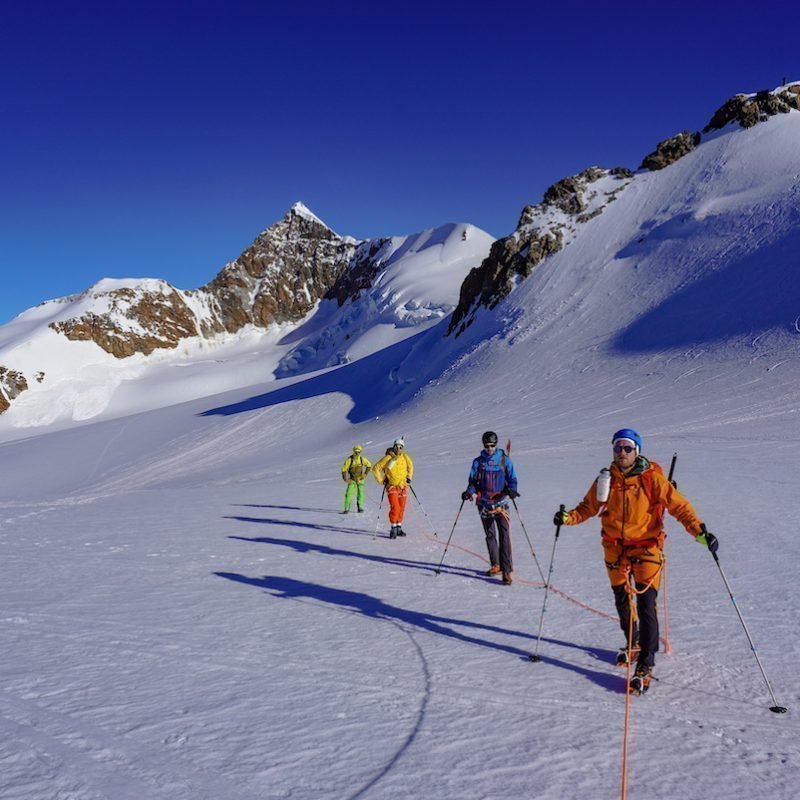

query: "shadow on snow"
left=214, top=569, right=622, bottom=693
left=198, top=320, right=452, bottom=423
left=614, top=224, right=800, bottom=351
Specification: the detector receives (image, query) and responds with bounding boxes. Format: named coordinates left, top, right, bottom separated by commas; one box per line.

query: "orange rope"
left=620, top=573, right=637, bottom=800
left=662, top=540, right=671, bottom=654
left=419, top=521, right=671, bottom=644
left=619, top=557, right=665, bottom=800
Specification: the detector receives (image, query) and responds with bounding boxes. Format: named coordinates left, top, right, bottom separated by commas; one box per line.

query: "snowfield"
left=1, top=111, right=799, bottom=799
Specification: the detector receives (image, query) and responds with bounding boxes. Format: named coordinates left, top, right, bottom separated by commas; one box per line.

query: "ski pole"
left=373, top=484, right=386, bottom=539
left=530, top=504, right=565, bottom=662
left=511, top=497, right=546, bottom=584
left=667, top=452, right=678, bottom=487
left=408, top=484, right=438, bottom=537
left=434, top=499, right=466, bottom=575
left=708, top=546, right=787, bottom=713
left=662, top=452, right=678, bottom=654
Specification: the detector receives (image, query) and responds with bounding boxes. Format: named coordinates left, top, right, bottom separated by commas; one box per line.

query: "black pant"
left=612, top=583, right=658, bottom=667
left=481, top=511, right=513, bottom=573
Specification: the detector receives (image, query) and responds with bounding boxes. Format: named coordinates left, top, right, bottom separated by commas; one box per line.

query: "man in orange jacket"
left=554, top=428, right=718, bottom=693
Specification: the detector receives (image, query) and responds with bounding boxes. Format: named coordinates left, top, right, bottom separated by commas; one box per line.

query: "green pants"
left=344, top=481, right=365, bottom=511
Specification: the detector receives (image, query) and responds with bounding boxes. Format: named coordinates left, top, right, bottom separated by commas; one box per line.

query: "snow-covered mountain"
left=1, top=83, right=799, bottom=800
left=0, top=206, right=493, bottom=429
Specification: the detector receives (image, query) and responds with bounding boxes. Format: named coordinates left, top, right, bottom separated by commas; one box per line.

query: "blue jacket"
left=467, top=449, right=517, bottom=509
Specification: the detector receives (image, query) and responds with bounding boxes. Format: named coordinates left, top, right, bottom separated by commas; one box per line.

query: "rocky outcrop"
left=44, top=204, right=361, bottom=360
left=323, top=237, right=392, bottom=306
left=704, top=85, right=800, bottom=132
left=448, top=168, right=632, bottom=336
left=50, top=284, right=200, bottom=358
left=0, top=367, right=29, bottom=414
left=200, top=204, right=358, bottom=334
left=447, top=230, right=564, bottom=336
left=640, top=131, right=701, bottom=171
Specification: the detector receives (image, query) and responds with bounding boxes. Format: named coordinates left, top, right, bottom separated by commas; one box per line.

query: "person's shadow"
left=214, top=572, right=623, bottom=693
left=227, top=532, right=480, bottom=578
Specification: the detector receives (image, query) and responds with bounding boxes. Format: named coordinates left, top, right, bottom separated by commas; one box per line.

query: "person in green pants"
left=341, top=445, right=371, bottom=513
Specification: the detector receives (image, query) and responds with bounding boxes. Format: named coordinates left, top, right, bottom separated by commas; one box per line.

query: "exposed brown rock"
left=0, top=366, right=29, bottom=414
left=201, top=206, right=358, bottom=334
left=324, top=238, right=392, bottom=306
left=703, top=89, right=800, bottom=132
left=448, top=168, right=631, bottom=336
left=50, top=286, right=199, bottom=358
left=640, top=131, right=701, bottom=171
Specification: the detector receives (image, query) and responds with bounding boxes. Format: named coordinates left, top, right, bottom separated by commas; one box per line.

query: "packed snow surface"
left=1, top=112, right=799, bottom=799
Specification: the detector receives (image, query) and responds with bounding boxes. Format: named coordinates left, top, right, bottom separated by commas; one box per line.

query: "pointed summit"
left=288, top=201, right=330, bottom=230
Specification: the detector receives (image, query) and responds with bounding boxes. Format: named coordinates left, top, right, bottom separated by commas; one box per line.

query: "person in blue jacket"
left=462, top=431, right=519, bottom=585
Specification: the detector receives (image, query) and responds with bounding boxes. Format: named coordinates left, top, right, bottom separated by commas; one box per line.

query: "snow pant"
left=387, top=485, right=407, bottom=524
left=344, top=481, right=365, bottom=511
left=480, top=507, right=513, bottom=574
left=604, top=540, right=664, bottom=668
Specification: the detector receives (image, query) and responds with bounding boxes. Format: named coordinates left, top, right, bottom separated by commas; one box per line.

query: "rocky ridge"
left=448, top=168, right=633, bottom=336
left=448, top=83, right=800, bottom=336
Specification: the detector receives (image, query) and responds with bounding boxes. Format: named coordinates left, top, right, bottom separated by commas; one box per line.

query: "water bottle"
left=596, top=467, right=611, bottom=502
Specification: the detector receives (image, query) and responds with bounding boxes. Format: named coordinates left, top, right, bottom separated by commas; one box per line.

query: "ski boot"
left=502, top=572, right=513, bottom=586
left=357, top=507, right=364, bottom=513
left=396, top=526, right=406, bottom=537
left=629, top=663, right=653, bottom=696
left=485, top=565, right=501, bottom=576
left=389, top=525, right=398, bottom=539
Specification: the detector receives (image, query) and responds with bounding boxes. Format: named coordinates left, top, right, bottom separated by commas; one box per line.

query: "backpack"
left=347, top=455, right=368, bottom=479
left=475, top=449, right=509, bottom=497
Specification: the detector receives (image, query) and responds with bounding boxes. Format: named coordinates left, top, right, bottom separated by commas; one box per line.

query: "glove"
left=461, top=490, right=473, bottom=502
left=553, top=509, right=570, bottom=526
left=696, top=525, right=719, bottom=554
left=503, top=488, right=520, bottom=499
left=406, top=477, right=412, bottom=484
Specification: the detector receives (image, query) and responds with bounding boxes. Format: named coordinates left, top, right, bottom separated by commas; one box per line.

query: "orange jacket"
left=565, top=458, right=702, bottom=545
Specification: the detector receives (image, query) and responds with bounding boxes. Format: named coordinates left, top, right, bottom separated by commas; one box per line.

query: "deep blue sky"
left=1, top=0, right=798, bottom=323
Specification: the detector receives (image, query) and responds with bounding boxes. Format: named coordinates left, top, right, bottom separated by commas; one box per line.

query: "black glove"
left=696, top=524, right=719, bottom=554
left=504, top=488, right=520, bottom=499
left=461, top=490, right=473, bottom=502
left=553, top=509, right=569, bottom=526
left=406, top=477, right=412, bottom=484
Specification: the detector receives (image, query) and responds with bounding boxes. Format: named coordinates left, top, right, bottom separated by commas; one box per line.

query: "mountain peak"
left=288, top=201, right=329, bottom=229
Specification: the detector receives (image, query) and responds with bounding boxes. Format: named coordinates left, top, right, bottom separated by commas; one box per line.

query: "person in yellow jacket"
left=372, top=437, right=413, bottom=539
left=553, top=428, right=718, bottom=693
left=341, top=445, right=371, bottom=514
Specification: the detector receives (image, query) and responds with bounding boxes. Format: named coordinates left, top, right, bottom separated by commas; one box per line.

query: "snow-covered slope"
left=1, top=93, right=799, bottom=800
left=276, top=223, right=493, bottom=376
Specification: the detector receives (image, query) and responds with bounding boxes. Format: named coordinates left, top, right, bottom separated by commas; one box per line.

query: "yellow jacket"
left=342, top=453, right=371, bottom=483
left=566, top=459, right=702, bottom=545
left=372, top=452, right=413, bottom=487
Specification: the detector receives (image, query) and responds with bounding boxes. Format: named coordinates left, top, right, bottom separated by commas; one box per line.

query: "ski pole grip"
left=555, top=504, right=565, bottom=537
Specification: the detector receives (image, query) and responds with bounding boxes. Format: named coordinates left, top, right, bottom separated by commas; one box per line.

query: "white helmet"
left=393, top=437, right=405, bottom=449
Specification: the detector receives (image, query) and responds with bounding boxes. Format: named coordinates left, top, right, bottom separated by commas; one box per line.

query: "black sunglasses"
left=614, top=445, right=636, bottom=454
